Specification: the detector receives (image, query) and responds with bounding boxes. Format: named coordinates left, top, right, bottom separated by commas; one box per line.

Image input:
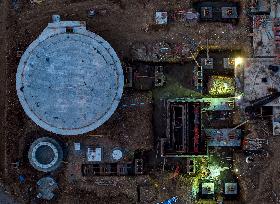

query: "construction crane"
left=228, top=92, right=280, bottom=132
left=245, top=92, right=280, bottom=116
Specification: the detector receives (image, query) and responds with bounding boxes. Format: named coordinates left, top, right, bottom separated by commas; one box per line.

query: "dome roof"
left=16, top=17, right=124, bottom=135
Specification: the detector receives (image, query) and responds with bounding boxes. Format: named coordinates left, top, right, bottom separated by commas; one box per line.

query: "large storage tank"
left=16, top=15, right=124, bottom=135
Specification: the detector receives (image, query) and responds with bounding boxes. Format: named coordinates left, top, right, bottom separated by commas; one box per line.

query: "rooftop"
left=16, top=16, right=124, bottom=135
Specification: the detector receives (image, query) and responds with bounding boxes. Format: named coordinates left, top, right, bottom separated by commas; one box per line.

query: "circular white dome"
left=17, top=23, right=124, bottom=135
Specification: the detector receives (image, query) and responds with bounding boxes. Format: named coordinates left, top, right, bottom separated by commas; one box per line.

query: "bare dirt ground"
left=12, top=0, right=252, bottom=59
left=0, top=0, right=9, bottom=178
left=0, top=0, right=263, bottom=203
left=234, top=120, right=280, bottom=204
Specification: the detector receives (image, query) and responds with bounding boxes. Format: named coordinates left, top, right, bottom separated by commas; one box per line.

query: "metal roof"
left=206, top=129, right=241, bottom=147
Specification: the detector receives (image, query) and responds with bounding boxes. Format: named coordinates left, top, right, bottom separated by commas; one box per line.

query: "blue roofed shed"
left=205, top=129, right=241, bottom=147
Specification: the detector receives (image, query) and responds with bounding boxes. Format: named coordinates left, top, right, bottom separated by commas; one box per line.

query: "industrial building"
left=162, top=100, right=206, bottom=156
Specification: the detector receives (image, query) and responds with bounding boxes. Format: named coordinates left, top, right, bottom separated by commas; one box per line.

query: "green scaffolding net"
left=208, top=76, right=235, bottom=96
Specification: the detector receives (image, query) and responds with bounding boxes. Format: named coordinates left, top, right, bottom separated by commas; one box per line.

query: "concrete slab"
left=244, top=58, right=280, bottom=104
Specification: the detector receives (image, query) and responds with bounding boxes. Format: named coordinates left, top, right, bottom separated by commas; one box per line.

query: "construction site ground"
left=0, top=0, right=278, bottom=203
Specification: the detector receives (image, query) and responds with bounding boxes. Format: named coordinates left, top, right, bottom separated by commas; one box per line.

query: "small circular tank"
left=111, top=148, right=124, bottom=161
left=28, top=137, right=63, bottom=172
